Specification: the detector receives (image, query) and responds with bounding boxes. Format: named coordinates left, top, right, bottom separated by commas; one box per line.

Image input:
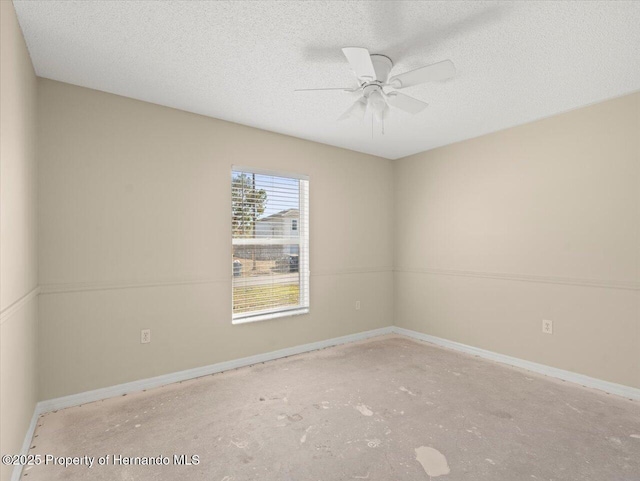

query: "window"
left=231, top=167, right=309, bottom=323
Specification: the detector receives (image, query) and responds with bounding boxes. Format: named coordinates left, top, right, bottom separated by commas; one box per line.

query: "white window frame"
left=231, top=166, right=310, bottom=324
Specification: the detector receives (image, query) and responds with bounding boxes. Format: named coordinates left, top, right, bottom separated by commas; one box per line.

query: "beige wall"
left=395, top=92, right=640, bottom=389
left=35, top=80, right=640, bottom=399
left=0, top=2, right=39, bottom=480
left=37, top=79, right=394, bottom=400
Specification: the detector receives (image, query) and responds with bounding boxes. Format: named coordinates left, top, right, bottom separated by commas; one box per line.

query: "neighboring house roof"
left=257, top=209, right=299, bottom=221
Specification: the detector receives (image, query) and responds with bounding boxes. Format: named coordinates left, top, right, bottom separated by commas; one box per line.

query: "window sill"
left=232, top=308, right=309, bottom=325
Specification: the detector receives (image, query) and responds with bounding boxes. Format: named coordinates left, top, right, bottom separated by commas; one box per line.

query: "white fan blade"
left=338, top=97, right=367, bottom=121
left=342, top=47, right=376, bottom=82
left=295, top=87, right=358, bottom=92
left=386, top=92, right=428, bottom=114
left=389, top=60, right=455, bottom=89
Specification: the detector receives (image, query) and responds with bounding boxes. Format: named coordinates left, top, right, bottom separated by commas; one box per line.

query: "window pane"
left=231, top=169, right=308, bottom=320
left=232, top=244, right=300, bottom=314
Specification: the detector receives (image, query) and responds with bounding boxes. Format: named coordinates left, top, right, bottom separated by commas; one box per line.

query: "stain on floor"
left=23, top=335, right=640, bottom=480
left=415, top=446, right=450, bottom=477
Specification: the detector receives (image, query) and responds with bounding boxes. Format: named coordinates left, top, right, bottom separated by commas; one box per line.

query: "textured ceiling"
left=13, top=0, right=640, bottom=159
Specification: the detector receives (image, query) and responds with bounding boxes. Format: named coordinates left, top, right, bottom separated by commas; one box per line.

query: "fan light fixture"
left=368, top=90, right=386, bottom=113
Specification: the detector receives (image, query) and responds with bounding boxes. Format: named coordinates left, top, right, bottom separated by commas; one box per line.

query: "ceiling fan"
left=296, top=47, right=456, bottom=132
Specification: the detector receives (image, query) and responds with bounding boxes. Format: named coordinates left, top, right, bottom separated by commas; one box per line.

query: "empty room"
left=1, top=1, right=639, bottom=480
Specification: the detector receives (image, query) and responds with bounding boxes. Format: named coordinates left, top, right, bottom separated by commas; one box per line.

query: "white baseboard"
left=37, top=326, right=394, bottom=414
left=12, top=326, right=393, bottom=481
left=11, top=409, right=40, bottom=481
left=392, top=326, right=640, bottom=401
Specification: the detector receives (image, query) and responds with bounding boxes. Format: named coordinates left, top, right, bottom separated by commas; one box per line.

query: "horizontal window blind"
left=232, top=168, right=309, bottom=321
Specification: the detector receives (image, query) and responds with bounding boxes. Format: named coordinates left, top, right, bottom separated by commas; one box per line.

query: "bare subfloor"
left=25, top=335, right=640, bottom=480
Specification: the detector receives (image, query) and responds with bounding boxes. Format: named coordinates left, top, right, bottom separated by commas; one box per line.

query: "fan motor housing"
left=362, top=84, right=382, bottom=98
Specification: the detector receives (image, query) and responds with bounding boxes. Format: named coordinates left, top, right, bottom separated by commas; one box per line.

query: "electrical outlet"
left=141, top=329, right=151, bottom=344
left=355, top=301, right=361, bottom=310
left=542, top=320, right=553, bottom=335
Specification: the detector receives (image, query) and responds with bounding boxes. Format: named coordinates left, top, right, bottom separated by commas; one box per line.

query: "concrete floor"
left=24, top=335, right=640, bottom=480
